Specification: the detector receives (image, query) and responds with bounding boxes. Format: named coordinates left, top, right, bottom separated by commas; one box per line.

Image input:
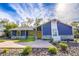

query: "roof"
left=37, top=19, right=72, bottom=27
left=10, top=19, right=72, bottom=30
left=10, top=27, right=34, bottom=31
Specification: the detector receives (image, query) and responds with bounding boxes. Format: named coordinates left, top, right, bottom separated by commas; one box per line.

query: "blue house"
left=10, top=19, right=74, bottom=42
left=39, top=19, right=74, bottom=42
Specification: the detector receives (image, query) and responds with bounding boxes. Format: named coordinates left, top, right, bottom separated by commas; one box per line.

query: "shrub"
left=74, top=39, right=78, bottom=43
left=2, top=48, right=9, bottom=55
left=50, top=38, right=53, bottom=43
left=21, top=46, right=32, bottom=56
left=48, top=46, right=58, bottom=54
left=59, top=42, right=68, bottom=51
left=3, top=48, right=9, bottom=53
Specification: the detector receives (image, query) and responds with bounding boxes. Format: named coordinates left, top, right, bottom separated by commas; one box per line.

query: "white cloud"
left=10, top=4, right=28, bottom=20
left=9, top=3, right=50, bottom=24
left=0, top=10, right=16, bottom=23
left=8, top=3, right=79, bottom=25
left=55, top=3, right=79, bottom=24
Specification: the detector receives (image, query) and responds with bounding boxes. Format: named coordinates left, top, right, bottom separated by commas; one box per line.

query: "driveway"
left=0, top=40, right=52, bottom=48
left=17, top=40, right=52, bottom=48
left=0, top=41, right=25, bottom=48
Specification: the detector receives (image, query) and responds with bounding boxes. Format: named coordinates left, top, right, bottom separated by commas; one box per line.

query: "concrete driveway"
left=0, top=40, right=52, bottom=48
left=17, top=40, right=52, bottom=48
left=0, top=41, right=25, bottom=48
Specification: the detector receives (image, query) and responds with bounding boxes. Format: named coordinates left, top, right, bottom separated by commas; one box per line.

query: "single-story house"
left=10, top=19, right=74, bottom=42
left=10, top=27, right=34, bottom=39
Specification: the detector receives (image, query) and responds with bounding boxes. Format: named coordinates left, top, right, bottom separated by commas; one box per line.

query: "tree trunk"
left=35, top=28, right=37, bottom=40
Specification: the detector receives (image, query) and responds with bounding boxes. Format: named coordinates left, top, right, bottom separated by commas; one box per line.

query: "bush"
left=48, top=46, right=58, bottom=54
left=2, top=48, right=9, bottom=55
left=21, top=46, right=32, bottom=56
left=50, top=38, right=53, bottom=43
left=59, top=42, right=68, bottom=51
left=74, top=39, right=78, bottom=43
left=3, top=48, right=9, bottom=53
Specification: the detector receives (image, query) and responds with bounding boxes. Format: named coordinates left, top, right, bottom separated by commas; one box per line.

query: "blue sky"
left=0, top=3, right=56, bottom=24
left=0, top=3, right=79, bottom=24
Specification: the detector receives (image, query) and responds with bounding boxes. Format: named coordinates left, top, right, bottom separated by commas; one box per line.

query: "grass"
left=0, top=36, right=35, bottom=43
left=14, top=39, right=35, bottom=43
left=14, top=36, right=35, bottom=43
left=0, top=40, right=5, bottom=42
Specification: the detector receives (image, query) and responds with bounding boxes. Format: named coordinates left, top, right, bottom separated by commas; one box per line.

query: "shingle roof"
left=10, top=27, right=34, bottom=30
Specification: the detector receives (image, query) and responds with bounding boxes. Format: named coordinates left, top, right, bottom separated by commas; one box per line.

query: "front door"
left=26, top=31, right=28, bottom=38
left=37, top=31, right=42, bottom=39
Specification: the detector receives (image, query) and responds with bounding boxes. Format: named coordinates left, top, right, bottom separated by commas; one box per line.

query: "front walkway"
left=0, top=40, right=52, bottom=48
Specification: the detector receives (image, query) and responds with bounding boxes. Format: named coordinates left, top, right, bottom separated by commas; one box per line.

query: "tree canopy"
left=0, top=20, right=18, bottom=38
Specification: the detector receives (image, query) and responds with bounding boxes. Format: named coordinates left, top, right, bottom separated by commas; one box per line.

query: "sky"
left=0, top=3, right=79, bottom=25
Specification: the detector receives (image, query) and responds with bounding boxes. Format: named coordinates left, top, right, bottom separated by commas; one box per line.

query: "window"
left=21, top=30, right=25, bottom=36
left=53, top=29, right=57, bottom=36
left=12, top=30, right=17, bottom=36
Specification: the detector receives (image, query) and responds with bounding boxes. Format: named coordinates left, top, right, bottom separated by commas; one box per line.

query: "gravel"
left=0, top=42, right=79, bottom=56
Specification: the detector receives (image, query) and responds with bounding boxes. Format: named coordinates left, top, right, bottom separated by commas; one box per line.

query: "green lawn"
left=0, top=40, right=5, bottom=42
left=14, top=39, right=35, bottom=43
left=0, top=36, right=35, bottom=43
left=14, top=36, right=35, bottom=43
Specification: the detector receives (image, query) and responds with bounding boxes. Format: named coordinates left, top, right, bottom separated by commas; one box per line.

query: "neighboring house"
left=0, top=24, right=5, bottom=36
left=10, top=19, right=74, bottom=42
left=10, top=27, right=34, bottom=39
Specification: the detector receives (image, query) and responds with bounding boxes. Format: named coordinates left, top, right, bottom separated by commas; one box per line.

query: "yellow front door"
left=37, top=31, right=42, bottom=39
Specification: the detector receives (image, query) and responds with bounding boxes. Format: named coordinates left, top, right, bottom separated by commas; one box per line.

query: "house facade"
left=40, top=19, right=74, bottom=42
left=10, top=27, right=34, bottom=39
left=10, top=19, right=74, bottom=42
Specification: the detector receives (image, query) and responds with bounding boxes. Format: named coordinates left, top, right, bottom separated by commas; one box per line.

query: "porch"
left=10, top=27, right=34, bottom=39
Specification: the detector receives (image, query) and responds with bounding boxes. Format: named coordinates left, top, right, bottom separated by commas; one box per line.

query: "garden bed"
left=0, top=46, right=79, bottom=56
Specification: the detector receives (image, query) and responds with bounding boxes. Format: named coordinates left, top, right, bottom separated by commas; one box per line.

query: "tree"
left=21, top=18, right=33, bottom=27
left=71, top=22, right=79, bottom=38
left=21, top=22, right=29, bottom=27
left=26, top=18, right=33, bottom=27
left=4, top=22, right=18, bottom=38
left=34, top=18, right=42, bottom=40
left=71, top=22, right=78, bottom=28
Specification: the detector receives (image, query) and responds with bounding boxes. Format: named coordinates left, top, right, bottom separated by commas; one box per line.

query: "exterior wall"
left=57, top=22, right=72, bottom=35
left=11, top=30, right=34, bottom=39
left=57, top=22, right=74, bottom=40
left=41, top=21, right=61, bottom=42
left=0, top=30, right=5, bottom=36
left=51, top=21, right=61, bottom=42
left=11, top=30, right=27, bottom=39
left=11, top=36, right=26, bottom=39
left=42, top=22, right=52, bottom=39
